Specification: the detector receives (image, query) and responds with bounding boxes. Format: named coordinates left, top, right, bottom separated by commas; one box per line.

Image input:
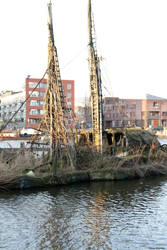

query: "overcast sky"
left=0, top=0, right=167, bottom=100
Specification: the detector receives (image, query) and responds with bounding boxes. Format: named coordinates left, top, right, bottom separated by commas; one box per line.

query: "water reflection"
left=0, top=177, right=167, bottom=249
left=85, top=191, right=112, bottom=249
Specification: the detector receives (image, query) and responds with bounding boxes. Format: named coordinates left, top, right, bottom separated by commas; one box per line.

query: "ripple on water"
left=0, top=177, right=167, bottom=249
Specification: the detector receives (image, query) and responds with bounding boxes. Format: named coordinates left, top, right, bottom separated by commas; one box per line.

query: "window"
left=28, top=118, right=42, bottom=124
left=29, top=91, right=45, bottom=97
left=29, top=91, right=39, bottom=97
left=67, top=101, right=72, bottom=106
left=39, top=83, right=46, bottom=88
left=29, top=109, right=44, bottom=115
left=112, top=120, right=116, bottom=127
left=67, top=83, right=71, bottom=90
left=29, top=100, right=37, bottom=106
left=67, top=92, right=72, bottom=98
left=162, top=112, right=167, bottom=116
left=29, top=82, right=46, bottom=89
left=29, top=82, right=37, bottom=88
left=119, top=100, right=125, bottom=104
left=153, top=102, right=158, bottom=108
left=39, top=91, right=45, bottom=97
left=149, top=111, right=160, bottom=117
left=29, top=100, right=44, bottom=106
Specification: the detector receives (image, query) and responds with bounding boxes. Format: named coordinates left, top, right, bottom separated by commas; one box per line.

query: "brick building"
left=103, top=94, right=167, bottom=129
left=26, top=78, right=74, bottom=128
left=142, top=94, right=167, bottom=128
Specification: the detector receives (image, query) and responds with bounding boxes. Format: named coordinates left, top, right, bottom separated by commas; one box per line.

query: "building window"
left=29, top=91, right=45, bottom=97
left=67, top=101, right=72, bottom=106
left=162, top=112, right=167, bottom=116
left=28, top=118, right=42, bottom=124
left=67, top=92, right=72, bottom=98
left=29, top=100, right=44, bottom=106
left=67, top=83, right=71, bottom=90
left=29, top=82, right=37, bottom=88
left=112, top=120, right=116, bottom=127
left=29, top=109, right=44, bottom=115
left=153, top=102, right=158, bottom=108
left=119, top=100, right=125, bottom=104
left=149, top=111, right=160, bottom=117
left=29, top=91, right=38, bottom=97
left=39, top=92, right=45, bottom=97
left=39, top=83, right=46, bottom=88
left=29, top=82, right=46, bottom=89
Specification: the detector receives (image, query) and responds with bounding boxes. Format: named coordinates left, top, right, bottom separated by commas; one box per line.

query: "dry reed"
left=1, top=141, right=167, bottom=189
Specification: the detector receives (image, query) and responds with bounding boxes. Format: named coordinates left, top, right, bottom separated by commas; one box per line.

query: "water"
left=158, top=138, right=167, bottom=145
left=0, top=137, right=166, bottom=148
left=1, top=177, right=167, bottom=249
left=0, top=140, right=29, bottom=148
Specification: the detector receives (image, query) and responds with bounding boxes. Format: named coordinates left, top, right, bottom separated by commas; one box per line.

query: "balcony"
left=148, top=111, right=160, bottom=119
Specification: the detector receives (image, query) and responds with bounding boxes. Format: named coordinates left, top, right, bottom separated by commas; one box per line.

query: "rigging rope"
left=100, top=61, right=131, bottom=120
left=61, top=46, right=87, bottom=70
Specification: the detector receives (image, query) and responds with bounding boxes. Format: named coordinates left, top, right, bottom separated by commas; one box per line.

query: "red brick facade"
left=142, top=99, right=167, bottom=128
left=26, top=78, right=74, bottom=129
left=103, top=96, right=167, bottom=128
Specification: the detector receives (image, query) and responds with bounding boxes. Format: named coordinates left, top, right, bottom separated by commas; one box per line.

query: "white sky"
left=0, top=0, right=167, bottom=100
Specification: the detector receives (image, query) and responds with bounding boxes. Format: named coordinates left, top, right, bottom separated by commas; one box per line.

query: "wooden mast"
left=43, top=1, right=68, bottom=157
left=88, top=0, right=103, bottom=152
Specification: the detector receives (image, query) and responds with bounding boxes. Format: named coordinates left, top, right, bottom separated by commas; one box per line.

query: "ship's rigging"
left=43, top=0, right=68, bottom=154
left=88, top=0, right=104, bottom=152
left=0, top=0, right=105, bottom=156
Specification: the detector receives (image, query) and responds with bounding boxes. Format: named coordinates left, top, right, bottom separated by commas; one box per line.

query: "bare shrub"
left=0, top=149, right=47, bottom=183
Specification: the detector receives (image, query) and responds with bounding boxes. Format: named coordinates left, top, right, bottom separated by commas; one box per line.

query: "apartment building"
left=103, top=94, right=167, bottom=129
left=26, top=78, right=75, bottom=128
left=0, top=91, right=26, bottom=129
left=142, top=94, right=167, bottom=128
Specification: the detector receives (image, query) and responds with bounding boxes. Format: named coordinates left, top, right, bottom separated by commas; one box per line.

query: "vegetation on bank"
left=1, top=137, right=167, bottom=190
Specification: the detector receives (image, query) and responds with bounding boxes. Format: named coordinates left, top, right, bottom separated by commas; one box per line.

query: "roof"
left=145, top=94, right=167, bottom=100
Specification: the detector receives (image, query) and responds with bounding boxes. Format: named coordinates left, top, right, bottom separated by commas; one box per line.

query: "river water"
left=1, top=177, right=167, bottom=249
left=1, top=139, right=167, bottom=249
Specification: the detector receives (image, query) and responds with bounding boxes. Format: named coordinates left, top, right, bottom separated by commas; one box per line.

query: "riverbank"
left=1, top=129, right=167, bottom=191
left=1, top=152, right=167, bottom=190
left=1, top=165, right=167, bottom=191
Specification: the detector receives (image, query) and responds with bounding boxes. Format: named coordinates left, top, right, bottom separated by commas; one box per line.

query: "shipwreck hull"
left=78, top=128, right=160, bottom=154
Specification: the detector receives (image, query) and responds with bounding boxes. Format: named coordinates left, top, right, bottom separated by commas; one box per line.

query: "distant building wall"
left=142, top=99, right=167, bottom=127
left=103, top=96, right=167, bottom=128
left=0, top=91, right=26, bottom=130
left=75, top=105, right=92, bottom=128
left=103, top=97, right=142, bottom=128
